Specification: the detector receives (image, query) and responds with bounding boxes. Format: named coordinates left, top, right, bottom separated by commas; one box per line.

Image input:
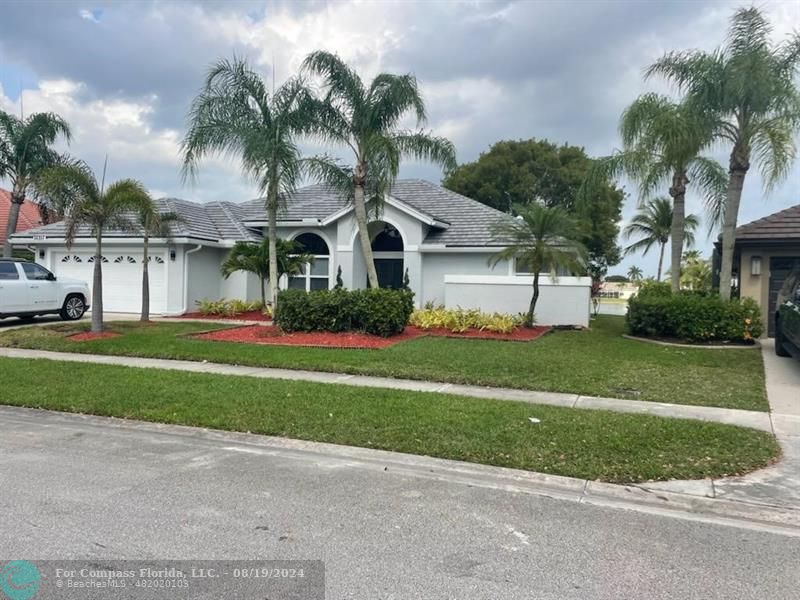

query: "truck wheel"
left=775, top=317, right=791, bottom=357
left=60, top=295, right=87, bottom=321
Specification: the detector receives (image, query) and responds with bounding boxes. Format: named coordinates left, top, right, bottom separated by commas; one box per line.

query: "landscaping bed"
left=179, top=311, right=272, bottom=322
left=0, top=356, right=780, bottom=484
left=69, top=331, right=122, bottom=342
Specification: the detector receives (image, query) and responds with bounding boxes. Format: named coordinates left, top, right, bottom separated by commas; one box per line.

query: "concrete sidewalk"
left=0, top=346, right=773, bottom=432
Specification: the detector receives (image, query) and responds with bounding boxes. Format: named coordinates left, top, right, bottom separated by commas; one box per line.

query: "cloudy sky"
left=1, top=0, right=798, bottom=277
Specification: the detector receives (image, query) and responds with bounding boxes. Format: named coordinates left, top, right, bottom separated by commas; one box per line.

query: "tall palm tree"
left=221, top=238, right=312, bottom=306
left=490, top=203, right=586, bottom=327
left=35, top=161, right=152, bottom=333
left=646, top=7, right=800, bottom=298
left=0, top=110, right=71, bottom=257
left=137, top=202, right=183, bottom=322
left=600, top=94, right=726, bottom=293
left=627, top=265, right=643, bottom=282
left=302, top=51, right=457, bottom=288
left=623, top=197, right=699, bottom=281
left=182, top=58, right=314, bottom=309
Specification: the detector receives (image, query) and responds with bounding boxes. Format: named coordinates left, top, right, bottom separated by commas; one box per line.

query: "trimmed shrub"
left=195, top=298, right=265, bottom=317
left=410, top=307, right=526, bottom=333
left=275, top=288, right=414, bottom=337
left=635, top=280, right=672, bottom=299
left=626, top=293, right=762, bottom=343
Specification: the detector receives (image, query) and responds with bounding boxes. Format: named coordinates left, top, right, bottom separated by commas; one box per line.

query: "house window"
left=515, top=259, right=571, bottom=277
left=288, top=233, right=330, bottom=292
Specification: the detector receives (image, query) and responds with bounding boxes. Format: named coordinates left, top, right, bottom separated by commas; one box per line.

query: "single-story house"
left=714, top=203, right=800, bottom=336
left=1, top=188, right=49, bottom=251
left=12, top=179, right=591, bottom=326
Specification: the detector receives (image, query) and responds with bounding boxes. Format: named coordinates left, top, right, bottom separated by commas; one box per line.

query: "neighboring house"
left=12, top=179, right=591, bottom=325
left=714, top=204, right=800, bottom=336
left=598, top=281, right=638, bottom=300
left=0, top=188, right=48, bottom=251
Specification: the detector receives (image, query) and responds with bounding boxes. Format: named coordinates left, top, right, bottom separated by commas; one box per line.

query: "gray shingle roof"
left=12, top=198, right=261, bottom=243
left=245, top=179, right=511, bottom=246
left=736, top=204, right=800, bottom=241
left=14, top=180, right=511, bottom=247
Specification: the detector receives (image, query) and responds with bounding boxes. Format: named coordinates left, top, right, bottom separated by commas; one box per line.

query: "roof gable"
left=0, top=189, right=48, bottom=246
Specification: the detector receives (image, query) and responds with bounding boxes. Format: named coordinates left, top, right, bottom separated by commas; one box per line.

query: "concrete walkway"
left=0, top=346, right=773, bottom=432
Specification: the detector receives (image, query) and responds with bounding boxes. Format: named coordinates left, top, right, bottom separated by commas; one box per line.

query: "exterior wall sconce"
left=38, top=249, right=45, bottom=260
left=169, top=248, right=177, bottom=262
left=751, top=256, right=762, bottom=276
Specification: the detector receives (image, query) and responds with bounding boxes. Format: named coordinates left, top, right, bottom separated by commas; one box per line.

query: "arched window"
left=288, top=233, right=330, bottom=292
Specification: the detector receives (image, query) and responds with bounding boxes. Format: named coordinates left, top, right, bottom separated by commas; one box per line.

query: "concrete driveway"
left=1, top=406, right=798, bottom=600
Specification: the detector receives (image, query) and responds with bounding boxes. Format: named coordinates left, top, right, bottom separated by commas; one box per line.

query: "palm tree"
left=137, top=202, right=183, bottom=322
left=35, top=161, right=152, bottom=333
left=302, top=51, right=457, bottom=288
left=182, top=58, right=314, bottom=310
left=0, top=110, right=71, bottom=257
left=680, top=251, right=712, bottom=291
left=490, top=203, right=586, bottom=327
left=600, top=94, right=726, bottom=293
left=623, top=197, right=698, bottom=281
left=627, top=265, right=644, bottom=282
left=646, top=7, right=800, bottom=298
left=221, top=238, right=312, bottom=306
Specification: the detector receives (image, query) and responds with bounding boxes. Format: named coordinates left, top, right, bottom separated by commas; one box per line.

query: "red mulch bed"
left=69, top=332, right=122, bottom=342
left=179, top=311, right=272, bottom=322
left=193, top=324, right=551, bottom=349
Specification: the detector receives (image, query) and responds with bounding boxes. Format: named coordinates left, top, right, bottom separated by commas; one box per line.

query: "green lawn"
left=0, top=316, right=768, bottom=411
left=0, top=357, right=779, bottom=484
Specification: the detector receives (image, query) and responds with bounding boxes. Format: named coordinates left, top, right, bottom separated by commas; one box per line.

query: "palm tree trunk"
left=3, top=189, right=25, bottom=258
left=267, top=184, right=280, bottom=310
left=141, top=233, right=150, bottom=322
left=354, top=161, right=379, bottom=288
left=92, top=232, right=104, bottom=333
left=657, top=242, right=665, bottom=282
left=669, top=170, right=688, bottom=293
left=719, top=152, right=749, bottom=300
left=527, top=270, right=540, bottom=327
left=260, top=277, right=266, bottom=307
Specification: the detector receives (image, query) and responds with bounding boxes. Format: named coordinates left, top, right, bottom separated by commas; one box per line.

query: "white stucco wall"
left=420, top=252, right=510, bottom=307
left=443, top=275, right=592, bottom=327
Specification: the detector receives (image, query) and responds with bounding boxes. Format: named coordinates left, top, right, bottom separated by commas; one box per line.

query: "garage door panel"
left=54, top=252, right=167, bottom=314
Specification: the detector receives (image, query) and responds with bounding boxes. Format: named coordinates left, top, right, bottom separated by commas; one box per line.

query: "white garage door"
left=55, top=251, right=167, bottom=314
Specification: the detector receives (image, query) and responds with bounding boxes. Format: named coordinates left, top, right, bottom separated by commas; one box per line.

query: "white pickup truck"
left=0, top=259, right=90, bottom=321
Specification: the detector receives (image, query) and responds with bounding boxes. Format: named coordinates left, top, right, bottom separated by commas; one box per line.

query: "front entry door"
left=373, top=259, right=404, bottom=289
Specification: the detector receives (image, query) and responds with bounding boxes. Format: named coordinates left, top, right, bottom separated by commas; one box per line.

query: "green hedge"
left=626, top=292, right=762, bottom=343
left=275, top=288, right=415, bottom=337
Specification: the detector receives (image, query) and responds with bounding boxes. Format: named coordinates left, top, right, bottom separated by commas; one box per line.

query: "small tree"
left=334, top=265, right=344, bottom=289
left=623, top=197, right=698, bottom=281
left=490, top=203, right=587, bottom=327
left=0, top=110, right=72, bottom=257
left=221, top=238, right=312, bottom=306
left=36, top=161, right=152, bottom=333
left=137, top=202, right=183, bottom=321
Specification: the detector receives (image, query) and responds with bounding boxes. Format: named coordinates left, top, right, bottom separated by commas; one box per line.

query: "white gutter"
left=182, top=244, right=203, bottom=314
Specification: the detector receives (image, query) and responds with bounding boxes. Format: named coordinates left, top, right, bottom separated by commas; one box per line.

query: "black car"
left=775, top=267, right=800, bottom=359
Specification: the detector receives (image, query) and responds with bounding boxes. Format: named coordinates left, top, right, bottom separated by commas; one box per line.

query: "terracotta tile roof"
left=735, top=204, right=800, bottom=241
left=0, top=188, right=47, bottom=247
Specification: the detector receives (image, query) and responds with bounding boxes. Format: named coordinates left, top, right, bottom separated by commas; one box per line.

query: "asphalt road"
left=1, top=406, right=798, bottom=600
